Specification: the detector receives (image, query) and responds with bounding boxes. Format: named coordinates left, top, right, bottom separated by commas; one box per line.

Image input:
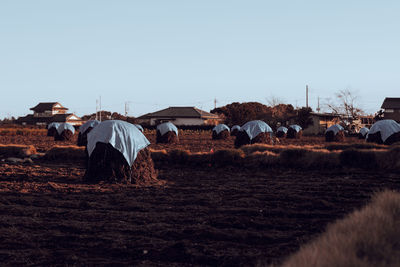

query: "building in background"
left=136, top=106, right=221, bottom=126
left=380, top=97, right=400, bottom=122
left=16, top=102, right=83, bottom=126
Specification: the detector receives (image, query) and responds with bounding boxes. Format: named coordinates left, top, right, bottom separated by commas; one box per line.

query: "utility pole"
left=306, top=85, right=309, bottom=108
left=214, top=98, right=217, bottom=109
left=99, top=96, right=102, bottom=121
left=316, top=97, right=321, bottom=113
left=95, top=99, right=98, bottom=120
left=125, top=102, right=130, bottom=117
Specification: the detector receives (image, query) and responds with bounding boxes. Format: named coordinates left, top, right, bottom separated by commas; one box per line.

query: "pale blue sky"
left=0, top=0, right=399, bottom=119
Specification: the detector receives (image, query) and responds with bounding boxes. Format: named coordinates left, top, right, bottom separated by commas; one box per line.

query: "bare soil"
left=0, top=161, right=398, bottom=266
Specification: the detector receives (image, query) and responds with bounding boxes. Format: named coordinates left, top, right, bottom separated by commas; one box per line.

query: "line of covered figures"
left=46, top=119, right=400, bottom=184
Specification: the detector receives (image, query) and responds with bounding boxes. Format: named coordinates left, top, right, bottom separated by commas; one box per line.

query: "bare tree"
left=325, top=89, right=364, bottom=119
left=266, top=95, right=285, bottom=107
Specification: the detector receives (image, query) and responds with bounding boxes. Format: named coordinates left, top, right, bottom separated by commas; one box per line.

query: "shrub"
left=280, top=190, right=400, bottom=267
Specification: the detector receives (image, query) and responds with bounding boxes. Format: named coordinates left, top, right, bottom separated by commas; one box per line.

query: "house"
left=17, top=102, right=83, bottom=126
left=380, top=97, right=400, bottom=122
left=302, top=112, right=342, bottom=135
left=136, top=106, right=221, bottom=126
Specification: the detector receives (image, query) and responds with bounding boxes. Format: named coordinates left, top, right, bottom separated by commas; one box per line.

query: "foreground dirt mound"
left=84, top=143, right=157, bottom=184
left=0, top=164, right=398, bottom=266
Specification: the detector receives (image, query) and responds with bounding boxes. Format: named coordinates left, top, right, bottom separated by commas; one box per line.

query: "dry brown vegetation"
left=0, top=144, right=37, bottom=158
left=280, top=190, right=400, bottom=267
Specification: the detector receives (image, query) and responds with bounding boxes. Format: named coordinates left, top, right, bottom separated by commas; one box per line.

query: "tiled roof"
left=17, top=113, right=81, bottom=124
left=138, top=107, right=220, bottom=120
left=30, top=102, right=68, bottom=112
left=381, top=98, right=400, bottom=109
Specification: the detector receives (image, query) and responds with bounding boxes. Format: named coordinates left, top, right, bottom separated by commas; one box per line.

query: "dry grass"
left=0, top=128, right=46, bottom=136
left=149, top=149, right=168, bottom=162
left=149, top=144, right=400, bottom=171
left=280, top=190, right=400, bottom=267
left=211, top=149, right=245, bottom=166
left=326, top=143, right=388, bottom=151
left=243, top=151, right=279, bottom=168
left=0, top=144, right=37, bottom=158
left=43, top=146, right=86, bottom=162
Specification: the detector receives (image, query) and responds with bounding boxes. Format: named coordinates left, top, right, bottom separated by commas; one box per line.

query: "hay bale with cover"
left=287, top=125, right=302, bottom=139
left=47, top=122, right=60, bottom=137
left=156, top=122, right=179, bottom=144
left=276, top=126, right=288, bottom=138
left=234, top=120, right=272, bottom=148
left=358, top=127, right=369, bottom=139
left=77, top=120, right=100, bottom=146
left=85, top=120, right=158, bottom=184
left=325, top=124, right=345, bottom=142
left=366, top=120, right=400, bottom=145
left=231, top=125, right=241, bottom=136
left=134, top=124, right=144, bottom=132
left=212, top=124, right=230, bottom=140
left=54, top=123, right=75, bottom=141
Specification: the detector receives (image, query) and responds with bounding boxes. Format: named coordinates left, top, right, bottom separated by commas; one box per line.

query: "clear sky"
left=0, top=0, right=399, bottom=119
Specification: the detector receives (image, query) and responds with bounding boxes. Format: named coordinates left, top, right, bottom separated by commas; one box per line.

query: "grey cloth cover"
left=157, top=122, right=178, bottom=136
left=56, top=123, right=75, bottom=135
left=359, top=127, right=369, bottom=137
left=79, top=120, right=100, bottom=134
left=325, top=124, right=344, bottom=135
left=367, top=120, right=400, bottom=142
left=277, top=126, right=288, bottom=133
left=289, top=125, right=302, bottom=132
left=87, top=120, right=150, bottom=167
left=47, top=122, right=60, bottom=129
left=134, top=124, right=144, bottom=132
left=241, top=120, right=272, bottom=140
left=213, top=124, right=230, bottom=134
left=231, top=125, right=241, bottom=131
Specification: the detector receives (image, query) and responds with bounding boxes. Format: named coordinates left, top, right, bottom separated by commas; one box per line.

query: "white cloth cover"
left=367, top=120, right=400, bottom=142
left=231, top=125, right=241, bottom=131
left=87, top=120, right=150, bottom=167
left=47, top=122, right=60, bottom=129
left=79, top=120, right=100, bottom=134
left=325, top=124, right=344, bottom=135
left=277, top=126, right=288, bottom=133
left=157, top=122, right=178, bottom=136
left=289, top=125, right=302, bottom=132
left=241, top=120, right=272, bottom=140
left=56, top=123, right=75, bottom=135
left=134, top=124, right=144, bottom=132
left=213, top=124, right=230, bottom=134
left=359, top=127, right=369, bottom=137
